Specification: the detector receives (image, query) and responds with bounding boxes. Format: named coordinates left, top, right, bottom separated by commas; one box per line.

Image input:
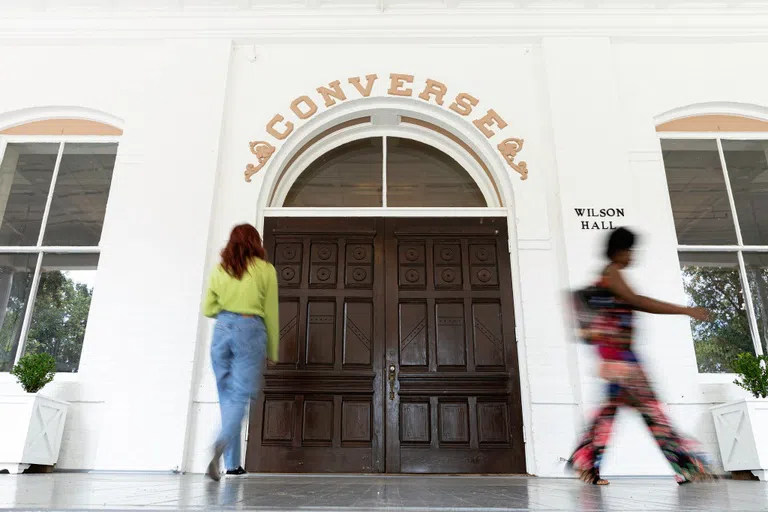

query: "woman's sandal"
left=579, top=469, right=610, bottom=486
left=677, top=472, right=717, bottom=485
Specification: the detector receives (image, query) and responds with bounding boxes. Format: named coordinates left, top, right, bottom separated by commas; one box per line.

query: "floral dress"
left=567, top=272, right=711, bottom=484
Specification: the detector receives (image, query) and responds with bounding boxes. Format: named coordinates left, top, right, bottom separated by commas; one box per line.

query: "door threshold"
left=239, top=473, right=533, bottom=478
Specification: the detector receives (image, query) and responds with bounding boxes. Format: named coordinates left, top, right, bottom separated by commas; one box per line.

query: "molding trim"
left=657, top=114, right=768, bottom=133
left=654, top=102, right=768, bottom=127
left=269, top=124, right=501, bottom=209
left=517, top=240, right=551, bottom=251
left=0, top=118, right=123, bottom=136
left=0, top=106, right=125, bottom=133
left=3, top=12, right=768, bottom=41
left=255, top=96, right=518, bottom=230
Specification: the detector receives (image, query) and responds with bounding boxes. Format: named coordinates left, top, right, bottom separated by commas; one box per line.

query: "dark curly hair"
left=606, top=227, right=636, bottom=260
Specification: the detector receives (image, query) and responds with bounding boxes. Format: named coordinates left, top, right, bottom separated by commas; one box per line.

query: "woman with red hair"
left=202, top=224, right=279, bottom=481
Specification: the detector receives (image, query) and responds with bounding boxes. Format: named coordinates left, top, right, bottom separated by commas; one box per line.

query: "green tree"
left=0, top=271, right=34, bottom=372
left=25, top=271, right=92, bottom=373
left=683, top=265, right=754, bottom=373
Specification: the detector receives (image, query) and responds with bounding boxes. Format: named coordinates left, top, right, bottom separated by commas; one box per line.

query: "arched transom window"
left=283, top=137, right=487, bottom=208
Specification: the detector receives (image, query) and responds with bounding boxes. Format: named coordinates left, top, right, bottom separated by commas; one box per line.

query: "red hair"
left=220, top=224, right=267, bottom=279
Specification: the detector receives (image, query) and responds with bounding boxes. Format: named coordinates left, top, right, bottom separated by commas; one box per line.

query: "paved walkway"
left=0, top=473, right=766, bottom=511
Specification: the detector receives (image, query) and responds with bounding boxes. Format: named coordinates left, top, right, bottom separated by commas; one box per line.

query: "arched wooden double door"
left=245, top=217, right=525, bottom=473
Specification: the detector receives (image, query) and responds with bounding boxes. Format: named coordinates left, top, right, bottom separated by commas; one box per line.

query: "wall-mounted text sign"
left=244, top=73, right=529, bottom=183
left=575, top=207, right=625, bottom=230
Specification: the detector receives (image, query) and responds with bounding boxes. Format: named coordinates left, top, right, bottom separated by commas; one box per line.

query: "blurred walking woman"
left=202, top=224, right=279, bottom=481
left=568, top=227, right=712, bottom=485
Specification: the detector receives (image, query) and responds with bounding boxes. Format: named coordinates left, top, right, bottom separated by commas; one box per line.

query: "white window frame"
left=0, top=134, right=120, bottom=369
left=659, top=132, right=768, bottom=370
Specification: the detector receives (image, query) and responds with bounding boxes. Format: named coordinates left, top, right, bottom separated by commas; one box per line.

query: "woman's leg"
left=216, top=317, right=267, bottom=472
left=569, top=382, right=624, bottom=484
left=209, top=318, right=234, bottom=480
left=623, top=366, right=710, bottom=483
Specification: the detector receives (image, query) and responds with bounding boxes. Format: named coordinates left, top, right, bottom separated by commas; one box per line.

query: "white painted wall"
left=0, top=39, right=232, bottom=471
left=605, top=41, right=768, bottom=474
left=183, top=42, right=564, bottom=475
left=0, top=30, right=766, bottom=478
left=546, top=38, right=768, bottom=476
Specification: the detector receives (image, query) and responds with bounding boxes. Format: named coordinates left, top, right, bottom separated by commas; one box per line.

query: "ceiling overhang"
left=2, top=1, right=768, bottom=41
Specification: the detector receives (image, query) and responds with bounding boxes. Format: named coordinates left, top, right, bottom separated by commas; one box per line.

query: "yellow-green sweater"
left=202, top=258, right=279, bottom=362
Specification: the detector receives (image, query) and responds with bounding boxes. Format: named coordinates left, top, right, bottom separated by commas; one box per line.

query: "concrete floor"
left=0, top=474, right=766, bottom=511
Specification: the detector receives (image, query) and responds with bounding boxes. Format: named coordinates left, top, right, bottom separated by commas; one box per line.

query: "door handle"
left=388, top=364, right=396, bottom=400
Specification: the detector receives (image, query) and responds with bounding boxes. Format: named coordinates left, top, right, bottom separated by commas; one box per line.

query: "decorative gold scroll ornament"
left=244, top=141, right=276, bottom=182
left=497, top=138, right=528, bottom=181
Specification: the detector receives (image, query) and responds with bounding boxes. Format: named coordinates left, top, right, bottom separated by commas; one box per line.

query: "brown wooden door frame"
left=249, top=216, right=525, bottom=474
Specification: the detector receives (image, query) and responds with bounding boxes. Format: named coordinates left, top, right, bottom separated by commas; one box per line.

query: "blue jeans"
left=210, top=311, right=266, bottom=471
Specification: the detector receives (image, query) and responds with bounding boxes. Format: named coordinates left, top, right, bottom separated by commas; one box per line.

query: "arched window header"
left=0, top=118, right=123, bottom=136
left=656, top=114, right=768, bottom=133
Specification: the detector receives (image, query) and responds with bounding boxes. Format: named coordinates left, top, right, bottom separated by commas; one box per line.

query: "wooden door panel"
left=398, top=302, right=428, bottom=368
left=277, top=300, right=300, bottom=364
left=262, top=397, right=295, bottom=443
left=438, top=400, right=470, bottom=444
left=306, top=300, right=336, bottom=367
left=341, top=398, right=373, bottom=443
left=385, top=218, right=526, bottom=474
left=246, top=218, right=385, bottom=473
left=302, top=397, right=334, bottom=445
left=345, top=243, right=374, bottom=288
left=435, top=302, right=467, bottom=368
left=399, top=399, right=431, bottom=444
left=343, top=301, right=373, bottom=367
left=472, top=302, right=506, bottom=369
left=476, top=399, right=510, bottom=445
left=309, top=242, right=338, bottom=287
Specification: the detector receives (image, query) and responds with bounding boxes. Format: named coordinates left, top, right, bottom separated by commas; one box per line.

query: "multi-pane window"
left=0, top=141, right=117, bottom=372
left=283, top=137, right=487, bottom=208
left=662, top=138, right=768, bottom=373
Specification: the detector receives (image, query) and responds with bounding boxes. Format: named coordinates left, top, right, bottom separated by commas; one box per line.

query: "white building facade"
left=0, top=0, right=766, bottom=478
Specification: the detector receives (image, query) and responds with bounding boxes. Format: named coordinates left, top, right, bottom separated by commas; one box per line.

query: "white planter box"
left=0, top=394, right=69, bottom=474
left=711, top=398, right=768, bottom=481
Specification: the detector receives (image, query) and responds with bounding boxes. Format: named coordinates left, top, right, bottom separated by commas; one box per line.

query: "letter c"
left=266, top=114, right=294, bottom=140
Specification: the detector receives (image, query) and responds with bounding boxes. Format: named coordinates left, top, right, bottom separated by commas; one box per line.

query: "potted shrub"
left=710, top=353, right=768, bottom=481
left=0, top=353, right=69, bottom=474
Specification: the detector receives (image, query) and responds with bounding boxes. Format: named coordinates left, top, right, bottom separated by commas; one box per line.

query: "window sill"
left=0, top=371, right=80, bottom=385
left=699, top=373, right=736, bottom=384
left=697, top=372, right=737, bottom=384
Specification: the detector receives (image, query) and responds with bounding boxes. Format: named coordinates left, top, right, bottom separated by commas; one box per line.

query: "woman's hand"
left=686, top=307, right=710, bottom=321
left=266, top=359, right=277, bottom=368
